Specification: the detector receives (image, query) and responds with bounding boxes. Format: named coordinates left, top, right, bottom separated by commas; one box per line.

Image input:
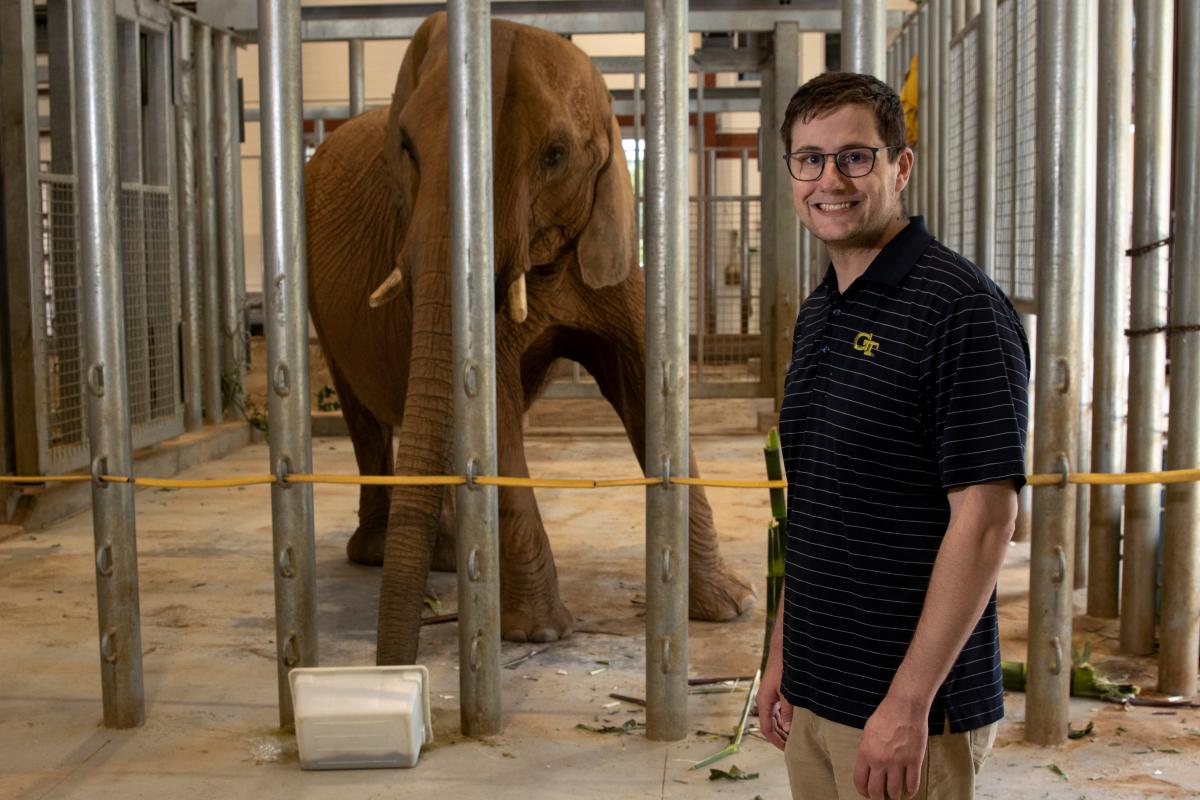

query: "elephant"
left=305, top=12, right=756, bottom=666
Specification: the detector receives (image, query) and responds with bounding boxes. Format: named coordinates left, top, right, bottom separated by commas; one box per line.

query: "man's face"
left=786, top=104, right=913, bottom=248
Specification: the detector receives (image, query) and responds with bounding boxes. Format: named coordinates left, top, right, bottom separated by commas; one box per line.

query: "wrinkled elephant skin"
left=306, top=13, right=756, bottom=665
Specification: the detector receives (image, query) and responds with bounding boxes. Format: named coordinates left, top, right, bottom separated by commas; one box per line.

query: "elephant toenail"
left=530, top=628, right=559, bottom=643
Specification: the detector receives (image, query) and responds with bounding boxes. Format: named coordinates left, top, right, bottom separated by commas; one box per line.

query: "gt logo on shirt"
left=853, top=332, right=880, bottom=357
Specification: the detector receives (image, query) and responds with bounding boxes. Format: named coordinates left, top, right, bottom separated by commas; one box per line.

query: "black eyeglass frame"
left=782, top=144, right=906, bottom=182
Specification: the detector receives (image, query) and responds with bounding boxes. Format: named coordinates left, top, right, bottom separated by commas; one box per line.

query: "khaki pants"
left=783, top=707, right=998, bottom=799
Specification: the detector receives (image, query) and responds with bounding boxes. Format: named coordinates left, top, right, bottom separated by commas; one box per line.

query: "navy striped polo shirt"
left=777, top=216, right=1029, bottom=735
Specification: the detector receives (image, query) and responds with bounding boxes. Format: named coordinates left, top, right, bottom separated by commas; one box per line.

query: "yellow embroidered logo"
left=853, top=332, right=880, bottom=357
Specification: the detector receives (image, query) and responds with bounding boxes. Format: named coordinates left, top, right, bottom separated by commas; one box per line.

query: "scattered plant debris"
left=708, top=765, right=758, bottom=781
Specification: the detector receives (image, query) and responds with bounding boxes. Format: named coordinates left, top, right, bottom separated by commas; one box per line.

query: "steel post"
left=644, top=0, right=690, bottom=742
left=919, top=6, right=931, bottom=221
left=937, top=0, right=951, bottom=236
left=1160, top=0, right=1200, bottom=696
left=976, top=1, right=995, bottom=279
left=231, top=40, right=248, bottom=385
left=696, top=71, right=706, bottom=381
left=174, top=16, right=204, bottom=432
left=633, top=71, right=642, bottom=246
left=965, top=0, right=980, bottom=22
left=740, top=148, right=750, bottom=336
left=216, top=32, right=244, bottom=395
left=1025, top=0, right=1085, bottom=747
left=841, top=0, right=886, bottom=79
left=314, top=117, right=325, bottom=145
left=72, top=0, right=145, bottom=730
left=447, top=0, right=502, bottom=736
left=953, top=0, right=965, bottom=36
left=1120, top=0, right=1173, bottom=656
left=257, top=0, right=319, bottom=729
left=348, top=38, right=365, bottom=117
left=195, top=25, right=223, bottom=423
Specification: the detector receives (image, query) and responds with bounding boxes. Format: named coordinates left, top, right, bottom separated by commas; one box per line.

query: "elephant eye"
left=541, top=143, right=567, bottom=170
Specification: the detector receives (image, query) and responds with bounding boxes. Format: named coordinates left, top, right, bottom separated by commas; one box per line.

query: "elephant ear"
left=576, top=114, right=636, bottom=289
left=383, top=14, right=443, bottom=187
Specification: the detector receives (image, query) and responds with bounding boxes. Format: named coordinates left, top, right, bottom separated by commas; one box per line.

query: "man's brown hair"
left=779, top=72, right=906, bottom=161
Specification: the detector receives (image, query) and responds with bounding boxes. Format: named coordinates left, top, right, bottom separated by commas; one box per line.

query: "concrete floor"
left=2, top=399, right=1198, bottom=799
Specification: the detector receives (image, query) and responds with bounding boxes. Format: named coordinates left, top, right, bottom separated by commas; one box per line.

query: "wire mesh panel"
left=144, top=189, right=178, bottom=421
left=39, top=176, right=88, bottom=467
left=120, top=187, right=153, bottom=425
left=994, top=0, right=1017, bottom=294
left=960, top=26, right=979, bottom=264
left=1012, top=0, right=1038, bottom=304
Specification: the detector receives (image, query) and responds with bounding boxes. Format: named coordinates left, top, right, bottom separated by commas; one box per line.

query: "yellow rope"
left=3, top=468, right=1199, bottom=490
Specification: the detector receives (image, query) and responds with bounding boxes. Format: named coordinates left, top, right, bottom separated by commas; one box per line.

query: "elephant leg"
left=430, top=485, right=457, bottom=572
left=579, top=343, right=757, bottom=622
left=495, top=393, right=573, bottom=643
left=327, top=360, right=394, bottom=566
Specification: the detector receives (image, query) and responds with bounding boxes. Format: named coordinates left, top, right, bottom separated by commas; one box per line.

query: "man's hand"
left=853, top=695, right=928, bottom=800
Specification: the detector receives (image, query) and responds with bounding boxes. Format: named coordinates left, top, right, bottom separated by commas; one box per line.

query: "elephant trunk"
left=376, top=232, right=455, bottom=665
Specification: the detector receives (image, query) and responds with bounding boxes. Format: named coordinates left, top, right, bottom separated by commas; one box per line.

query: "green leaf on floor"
left=575, top=719, right=642, bottom=735
left=708, top=765, right=758, bottom=781
left=1047, top=763, right=1069, bottom=780
left=1068, top=721, right=1095, bottom=740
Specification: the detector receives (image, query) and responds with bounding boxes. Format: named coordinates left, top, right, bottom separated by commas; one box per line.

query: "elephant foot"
left=689, top=564, right=757, bottom=622
left=347, top=521, right=387, bottom=566
left=501, top=593, right=574, bottom=643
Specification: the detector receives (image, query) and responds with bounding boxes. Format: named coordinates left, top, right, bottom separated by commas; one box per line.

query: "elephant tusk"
left=507, top=273, right=528, bottom=324
left=368, top=267, right=405, bottom=308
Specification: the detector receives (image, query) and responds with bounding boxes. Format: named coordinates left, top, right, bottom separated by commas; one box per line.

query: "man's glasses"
left=782, top=145, right=904, bottom=181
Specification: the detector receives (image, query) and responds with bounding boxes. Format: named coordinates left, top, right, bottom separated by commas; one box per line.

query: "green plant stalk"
left=690, top=669, right=762, bottom=770
left=762, top=428, right=786, bottom=671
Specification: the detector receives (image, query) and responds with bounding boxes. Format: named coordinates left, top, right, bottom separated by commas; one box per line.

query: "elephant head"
left=366, top=14, right=640, bottom=664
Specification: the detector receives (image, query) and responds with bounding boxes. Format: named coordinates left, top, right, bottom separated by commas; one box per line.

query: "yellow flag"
left=901, top=53, right=919, bottom=146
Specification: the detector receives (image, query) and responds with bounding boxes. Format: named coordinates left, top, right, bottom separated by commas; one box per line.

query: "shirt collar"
left=820, top=216, right=934, bottom=290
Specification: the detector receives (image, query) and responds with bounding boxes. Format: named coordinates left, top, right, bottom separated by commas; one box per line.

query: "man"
left=755, top=72, right=1030, bottom=800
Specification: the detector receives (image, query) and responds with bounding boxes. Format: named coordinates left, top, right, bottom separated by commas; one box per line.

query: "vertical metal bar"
left=976, top=2, right=995, bottom=272
left=1025, top=0, right=1085, bottom=747
left=644, top=0, right=689, bottom=742
left=174, top=15, right=203, bottom=432
left=49, top=0, right=75, bottom=172
left=448, top=0, right=501, bottom=736
left=1121, top=0, right=1173, bottom=657
left=766, top=22, right=802, bottom=409
left=634, top=71, right=643, bottom=249
left=72, top=0, right=145, bottom=730
left=841, top=0, right=886, bottom=79
left=215, top=32, right=243, bottom=391
left=740, top=148, right=750, bottom=336
left=117, top=21, right=143, bottom=183
left=1160, top=0, right=1200, bottom=697
left=231, top=51, right=248, bottom=376
left=937, top=0, right=952, bottom=236
left=965, top=0, right=980, bottom=22
left=953, top=0, right=966, bottom=35
left=195, top=25, right=223, bottom=423
left=706, top=148, right=717, bottom=340
left=919, top=6, right=931, bottom=222
left=257, top=0, right=318, bottom=729
left=314, top=117, right=325, bottom=146
left=348, top=39, right=365, bottom=117
left=695, top=70, right=706, bottom=382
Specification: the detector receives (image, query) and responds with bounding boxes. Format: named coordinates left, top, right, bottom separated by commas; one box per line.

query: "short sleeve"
left=925, top=292, right=1030, bottom=490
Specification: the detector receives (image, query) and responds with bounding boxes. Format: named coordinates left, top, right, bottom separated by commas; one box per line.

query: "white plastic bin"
left=289, top=665, right=433, bottom=769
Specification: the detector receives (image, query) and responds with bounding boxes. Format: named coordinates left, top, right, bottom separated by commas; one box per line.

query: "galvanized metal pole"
left=965, top=0, right=980, bottom=22
left=1121, top=0, right=1173, bottom=657
left=1160, top=0, right=1200, bottom=697
left=230, top=39, right=248, bottom=386
left=448, top=0, right=502, bottom=736
left=195, top=24, right=223, bottom=423
left=696, top=71, right=707, bottom=381
left=215, top=32, right=244, bottom=394
left=633, top=71, right=643, bottom=247
left=937, top=0, right=951, bottom=236
left=174, top=16, right=204, bottom=431
left=919, top=6, right=932, bottom=222
left=348, top=38, right=365, bottom=117
left=72, top=0, right=145, bottom=730
left=952, top=0, right=965, bottom=36
left=841, top=0, right=886, bottom=79
left=1025, top=0, right=1085, bottom=747
left=257, top=0, right=318, bottom=730
left=740, top=148, right=751, bottom=335
left=976, top=0, right=995, bottom=278
left=644, top=0, right=689, bottom=742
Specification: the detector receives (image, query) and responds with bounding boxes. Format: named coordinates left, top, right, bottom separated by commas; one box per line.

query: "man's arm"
left=853, top=480, right=1018, bottom=800
left=756, top=584, right=794, bottom=751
